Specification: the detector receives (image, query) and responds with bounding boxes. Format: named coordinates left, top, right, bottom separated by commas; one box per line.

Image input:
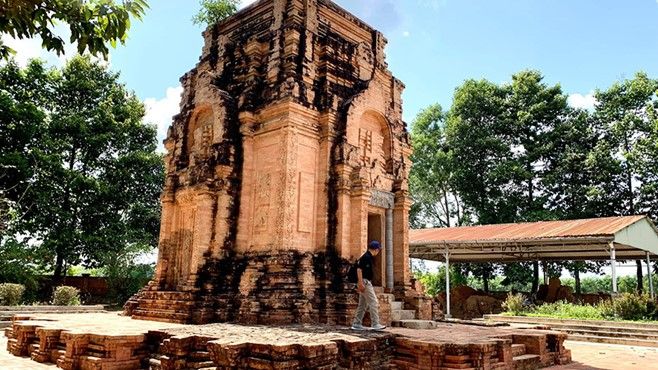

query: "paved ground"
left=546, top=340, right=658, bottom=370
left=0, top=336, right=56, bottom=369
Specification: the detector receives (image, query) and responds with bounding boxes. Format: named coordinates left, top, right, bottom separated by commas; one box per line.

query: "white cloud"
left=143, top=86, right=184, bottom=152
left=1, top=24, right=78, bottom=68
left=403, top=31, right=411, bottom=37
left=239, top=0, right=258, bottom=8
left=567, top=92, right=597, bottom=110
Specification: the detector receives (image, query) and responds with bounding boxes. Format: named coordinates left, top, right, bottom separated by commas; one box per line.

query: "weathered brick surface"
left=3, top=313, right=572, bottom=370
left=125, top=0, right=420, bottom=325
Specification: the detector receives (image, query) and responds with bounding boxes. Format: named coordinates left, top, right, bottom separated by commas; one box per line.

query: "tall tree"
left=192, top=0, right=240, bottom=27
left=446, top=70, right=569, bottom=292
left=0, top=0, right=148, bottom=59
left=594, top=72, right=658, bottom=293
left=0, top=57, right=163, bottom=279
left=409, top=104, right=466, bottom=228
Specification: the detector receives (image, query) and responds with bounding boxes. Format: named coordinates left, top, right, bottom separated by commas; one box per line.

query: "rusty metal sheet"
left=410, top=215, right=647, bottom=244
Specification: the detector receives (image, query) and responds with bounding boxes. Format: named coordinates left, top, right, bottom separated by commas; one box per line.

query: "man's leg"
left=352, top=288, right=368, bottom=327
left=364, top=280, right=381, bottom=326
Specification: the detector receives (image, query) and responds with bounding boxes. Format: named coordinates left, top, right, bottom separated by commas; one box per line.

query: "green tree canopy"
left=0, top=57, right=163, bottom=279
left=192, top=0, right=240, bottom=27
left=0, top=0, right=148, bottom=60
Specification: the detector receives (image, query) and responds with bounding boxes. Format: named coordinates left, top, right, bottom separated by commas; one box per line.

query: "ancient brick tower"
left=125, top=0, right=421, bottom=324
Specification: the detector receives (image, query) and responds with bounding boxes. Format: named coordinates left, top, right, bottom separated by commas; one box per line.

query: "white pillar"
left=445, top=246, right=451, bottom=319
left=610, top=242, right=617, bottom=294
left=647, top=252, right=655, bottom=300
left=386, top=208, right=394, bottom=290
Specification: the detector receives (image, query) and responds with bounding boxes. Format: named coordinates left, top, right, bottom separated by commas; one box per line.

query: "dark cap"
left=368, top=240, right=381, bottom=250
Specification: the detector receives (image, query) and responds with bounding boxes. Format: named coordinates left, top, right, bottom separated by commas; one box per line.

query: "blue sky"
left=4, top=0, right=657, bottom=276
left=6, top=0, right=658, bottom=145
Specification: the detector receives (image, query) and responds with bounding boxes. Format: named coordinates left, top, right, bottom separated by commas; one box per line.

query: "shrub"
left=502, top=292, right=525, bottom=315
left=0, top=283, right=25, bottom=306
left=52, top=286, right=81, bottom=306
left=532, top=301, right=603, bottom=320
left=598, top=293, right=653, bottom=321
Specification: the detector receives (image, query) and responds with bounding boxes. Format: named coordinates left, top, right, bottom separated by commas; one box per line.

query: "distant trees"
left=411, top=70, right=658, bottom=296
left=0, top=57, right=163, bottom=282
left=0, top=0, right=148, bottom=59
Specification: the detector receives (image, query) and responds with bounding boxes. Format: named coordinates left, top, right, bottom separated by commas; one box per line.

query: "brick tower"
left=125, top=0, right=426, bottom=325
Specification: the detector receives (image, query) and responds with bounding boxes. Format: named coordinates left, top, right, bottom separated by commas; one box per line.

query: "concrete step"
left=392, top=320, right=438, bottom=329
left=512, top=354, right=539, bottom=369
left=568, top=334, right=658, bottom=348
left=560, top=328, right=658, bottom=341
left=392, top=309, right=416, bottom=321
left=485, top=314, right=658, bottom=331
left=390, top=301, right=403, bottom=310
left=511, top=343, right=526, bottom=357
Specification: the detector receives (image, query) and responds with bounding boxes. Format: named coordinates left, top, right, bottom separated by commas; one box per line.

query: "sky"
left=4, top=0, right=658, bottom=276
left=5, top=0, right=658, bottom=147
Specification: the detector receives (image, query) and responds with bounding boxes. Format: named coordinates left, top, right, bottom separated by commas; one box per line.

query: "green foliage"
left=414, top=265, right=467, bottom=297
left=102, top=257, right=154, bottom=305
left=0, top=57, right=163, bottom=279
left=0, top=0, right=149, bottom=59
left=531, top=301, right=604, bottom=320
left=502, top=292, right=525, bottom=316
left=192, top=0, right=240, bottom=27
left=599, top=293, right=656, bottom=321
left=0, top=283, right=25, bottom=306
left=52, top=286, right=81, bottom=306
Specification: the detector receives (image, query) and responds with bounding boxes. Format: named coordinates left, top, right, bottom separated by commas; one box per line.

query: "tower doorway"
left=367, top=212, right=384, bottom=287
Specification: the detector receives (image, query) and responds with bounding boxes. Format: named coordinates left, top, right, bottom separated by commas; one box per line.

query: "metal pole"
left=445, top=246, right=451, bottom=319
left=647, top=252, right=655, bottom=300
left=385, top=208, right=394, bottom=291
left=610, top=242, right=617, bottom=294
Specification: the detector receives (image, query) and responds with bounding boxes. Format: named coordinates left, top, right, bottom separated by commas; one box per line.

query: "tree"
left=192, top=0, right=240, bottom=27
left=409, top=104, right=466, bottom=228
left=446, top=71, right=569, bottom=292
left=0, top=57, right=163, bottom=279
left=594, top=72, right=658, bottom=293
left=0, top=0, right=148, bottom=60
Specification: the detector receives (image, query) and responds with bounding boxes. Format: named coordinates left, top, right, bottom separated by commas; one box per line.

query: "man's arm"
left=357, top=267, right=365, bottom=292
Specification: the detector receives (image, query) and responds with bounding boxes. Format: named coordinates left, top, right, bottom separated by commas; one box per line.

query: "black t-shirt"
left=357, top=250, right=375, bottom=281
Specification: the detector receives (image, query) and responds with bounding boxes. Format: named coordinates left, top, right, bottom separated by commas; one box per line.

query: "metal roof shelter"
left=409, top=215, right=658, bottom=317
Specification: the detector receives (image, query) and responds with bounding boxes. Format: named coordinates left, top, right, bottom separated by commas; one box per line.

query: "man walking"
left=351, top=240, right=386, bottom=331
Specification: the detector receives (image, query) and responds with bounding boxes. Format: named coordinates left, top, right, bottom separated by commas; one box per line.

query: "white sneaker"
left=370, top=324, right=387, bottom=331
left=351, top=323, right=366, bottom=330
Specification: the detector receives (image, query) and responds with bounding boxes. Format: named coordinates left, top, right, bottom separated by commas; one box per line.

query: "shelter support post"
left=610, top=242, right=617, bottom=294
left=444, top=246, right=451, bottom=318
left=386, top=208, right=394, bottom=290
left=647, top=252, right=655, bottom=300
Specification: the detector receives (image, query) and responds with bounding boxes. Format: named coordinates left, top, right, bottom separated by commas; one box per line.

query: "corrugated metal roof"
left=410, top=215, right=647, bottom=244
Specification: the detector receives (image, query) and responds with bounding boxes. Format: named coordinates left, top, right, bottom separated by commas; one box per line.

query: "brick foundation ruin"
left=125, top=0, right=430, bottom=325
left=5, top=313, right=571, bottom=369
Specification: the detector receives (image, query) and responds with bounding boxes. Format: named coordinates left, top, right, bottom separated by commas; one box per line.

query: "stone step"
left=392, top=320, right=438, bottom=329
left=568, top=334, right=658, bottom=348
left=390, top=301, right=403, bottom=310
left=485, top=314, right=658, bottom=331
left=511, top=343, right=526, bottom=357
left=391, top=309, right=415, bottom=321
left=512, top=354, right=540, bottom=369
left=561, top=328, right=658, bottom=341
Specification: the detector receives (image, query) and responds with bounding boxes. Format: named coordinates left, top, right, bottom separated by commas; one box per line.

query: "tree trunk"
left=531, top=261, right=539, bottom=294
left=443, top=190, right=451, bottom=227
left=53, top=252, right=64, bottom=281
left=575, top=268, right=581, bottom=297
left=637, top=260, right=644, bottom=293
